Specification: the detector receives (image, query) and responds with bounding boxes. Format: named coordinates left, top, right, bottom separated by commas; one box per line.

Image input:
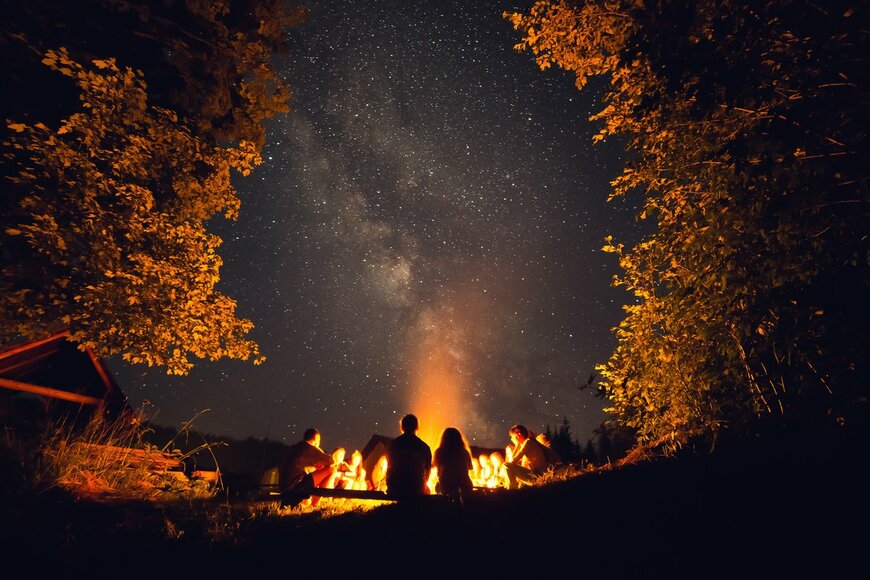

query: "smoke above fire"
left=409, top=338, right=466, bottom=448
left=405, top=297, right=495, bottom=449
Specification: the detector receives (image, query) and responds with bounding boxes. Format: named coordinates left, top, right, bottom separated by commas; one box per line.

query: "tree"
left=594, top=420, right=635, bottom=464
left=506, top=1, right=868, bottom=446
left=550, top=417, right=582, bottom=463
left=1, top=2, right=304, bottom=373
left=596, top=423, right=613, bottom=464
left=582, top=439, right=596, bottom=464
left=3, top=50, right=263, bottom=375
left=0, top=0, right=304, bottom=147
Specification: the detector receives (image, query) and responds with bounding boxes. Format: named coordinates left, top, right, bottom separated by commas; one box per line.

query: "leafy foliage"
left=1, top=1, right=303, bottom=373
left=0, top=0, right=304, bottom=147
left=3, top=50, right=263, bottom=374
left=506, top=1, right=868, bottom=445
left=97, top=0, right=302, bottom=148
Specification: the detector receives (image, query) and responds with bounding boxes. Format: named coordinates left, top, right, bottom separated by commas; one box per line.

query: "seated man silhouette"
left=385, top=414, right=432, bottom=499
left=278, top=427, right=336, bottom=507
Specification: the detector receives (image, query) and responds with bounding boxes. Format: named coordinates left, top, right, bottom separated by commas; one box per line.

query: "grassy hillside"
left=2, top=421, right=864, bottom=577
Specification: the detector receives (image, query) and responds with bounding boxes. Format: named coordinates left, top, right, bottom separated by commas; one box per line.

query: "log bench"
left=259, top=484, right=478, bottom=507
left=264, top=484, right=499, bottom=508
left=283, top=486, right=395, bottom=506
left=254, top=484, right=395, bottom=507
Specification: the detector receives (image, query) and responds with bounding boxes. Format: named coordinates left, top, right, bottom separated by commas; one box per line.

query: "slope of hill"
left=3, top=423, right=864, bottom=577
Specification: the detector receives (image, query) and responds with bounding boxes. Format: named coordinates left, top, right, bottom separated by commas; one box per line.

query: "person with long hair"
left=432, top=426, right=474, bottom=500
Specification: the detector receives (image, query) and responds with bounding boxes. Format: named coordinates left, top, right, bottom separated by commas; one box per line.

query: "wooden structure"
left=0, top=330, right=129, bottom=420
left=361, top=433, right=392, bottom=477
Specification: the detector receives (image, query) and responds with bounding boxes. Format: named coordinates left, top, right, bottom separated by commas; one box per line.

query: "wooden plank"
left=72, top=442, right=182, bottom=470
left=261, top=484, right=389, bottom=501
left=307, top=487, right=391, bottom=500
left=0, top=329, right=68, bottom=361
left=0, top=377, right=103, bottom=406
left=85, top=347, right=115, bottom=402
left=276, top=486, right=469, bottom=507
left=0, top=349, right=57, bottom=376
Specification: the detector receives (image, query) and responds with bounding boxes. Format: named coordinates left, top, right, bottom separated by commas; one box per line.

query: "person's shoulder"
left=533, top=439, right=551, bottom=454
left=281, top=440, right=305, bottom=461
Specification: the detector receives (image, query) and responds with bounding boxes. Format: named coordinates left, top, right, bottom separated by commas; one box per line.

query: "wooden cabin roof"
left=0, top=330, right=129, bottom=417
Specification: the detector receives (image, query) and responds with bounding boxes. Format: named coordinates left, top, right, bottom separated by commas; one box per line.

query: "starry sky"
left=111, top=0, right=643, bottom=451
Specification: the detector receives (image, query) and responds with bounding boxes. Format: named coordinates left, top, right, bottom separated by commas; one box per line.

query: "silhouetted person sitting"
left=503, top=424, right=557, bottom=489
left=386, top=413, right=432, bottom=499
left=279, top=427, right=336, bottom=507
left=432, top=426, right=474, bottom=500
left=536, top=432, right=564, bottom=467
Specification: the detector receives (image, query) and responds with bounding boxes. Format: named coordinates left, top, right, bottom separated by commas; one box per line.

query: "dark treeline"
left=543, top=417, right=636, bottom=465
left=143, top=422, right=289, bottom=490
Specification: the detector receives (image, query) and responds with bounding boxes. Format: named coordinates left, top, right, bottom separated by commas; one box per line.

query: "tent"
left=360, top=433, right=392, bottom=477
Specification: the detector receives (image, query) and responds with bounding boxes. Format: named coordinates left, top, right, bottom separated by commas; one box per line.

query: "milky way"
left=112, top=0, right=643, bottom=450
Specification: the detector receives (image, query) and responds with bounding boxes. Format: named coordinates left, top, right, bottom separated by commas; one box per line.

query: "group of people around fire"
left=277, top=413, right=564, bottom=506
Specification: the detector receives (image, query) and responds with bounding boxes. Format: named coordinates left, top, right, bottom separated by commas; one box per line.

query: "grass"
left=24, top=406, right=220, bottom=503
left=2, top=415, right=863, bottom=577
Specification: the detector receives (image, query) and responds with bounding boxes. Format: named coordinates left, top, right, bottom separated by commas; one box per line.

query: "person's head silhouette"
left=302, top=427, right=321, bottom=447
left=400, top=413, right=419, bottom=434
left=439, top=427, right=464, bottom=449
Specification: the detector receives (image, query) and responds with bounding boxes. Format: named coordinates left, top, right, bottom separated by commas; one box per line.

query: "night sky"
left=111, top=0, right=643, bottom=451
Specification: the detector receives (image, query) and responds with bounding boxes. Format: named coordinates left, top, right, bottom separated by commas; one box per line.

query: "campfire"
left=357, top=450, right=508, bottom=496
left=297, top=350, right=514, bottom=500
